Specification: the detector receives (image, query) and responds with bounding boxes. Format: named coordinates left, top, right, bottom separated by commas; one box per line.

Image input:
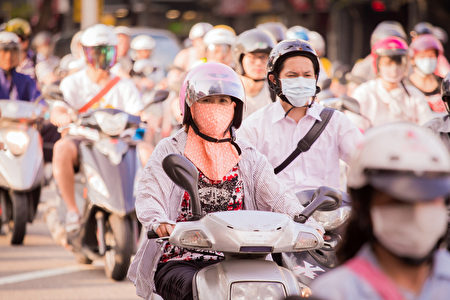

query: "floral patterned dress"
left=160, top=166, right=244, bottom=263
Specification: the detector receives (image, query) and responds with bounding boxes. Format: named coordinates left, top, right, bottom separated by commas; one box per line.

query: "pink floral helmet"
left=179, top=62, right=246, bottom=128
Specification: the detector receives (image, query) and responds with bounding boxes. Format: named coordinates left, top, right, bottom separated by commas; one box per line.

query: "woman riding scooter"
left=127, top=62, right=323, bottom=300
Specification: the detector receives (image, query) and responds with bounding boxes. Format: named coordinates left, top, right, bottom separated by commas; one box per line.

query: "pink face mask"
left=191, top=102, right=235, bottom=138
left=185, top=102, right=240, bottom=180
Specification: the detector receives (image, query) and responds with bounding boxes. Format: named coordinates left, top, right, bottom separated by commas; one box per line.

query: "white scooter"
left=148, top=154, right=342, bottom=299
left=0, top=100, right=45, bottom=245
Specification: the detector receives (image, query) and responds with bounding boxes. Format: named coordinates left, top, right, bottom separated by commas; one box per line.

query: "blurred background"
left=0, top=0, right=449, bottom=66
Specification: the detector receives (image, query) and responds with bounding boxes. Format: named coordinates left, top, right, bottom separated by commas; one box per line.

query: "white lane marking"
left=0, top=264, right=97, bottom=285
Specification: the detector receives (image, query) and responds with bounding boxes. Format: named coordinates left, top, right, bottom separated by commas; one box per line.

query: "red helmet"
left=409, top=34, right=443, bottom=57
left=371, top=36, right=408, bottom=73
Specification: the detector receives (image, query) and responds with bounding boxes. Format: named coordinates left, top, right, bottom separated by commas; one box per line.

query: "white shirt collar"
left=271, top=99, right=323, bottom=124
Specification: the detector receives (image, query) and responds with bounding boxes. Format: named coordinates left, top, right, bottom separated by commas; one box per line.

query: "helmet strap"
left=189, top=121, right=242, bottom=155
left=242, top=73, right=266, bottom=82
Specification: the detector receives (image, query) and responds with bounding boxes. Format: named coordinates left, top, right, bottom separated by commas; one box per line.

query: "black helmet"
left=234, top=28, right=275, bottom=75
left=267, top=39, right=320, bottom=103
left=442, top=72, right=450, bottom=114
left=257, top=22, right=287, bottom=43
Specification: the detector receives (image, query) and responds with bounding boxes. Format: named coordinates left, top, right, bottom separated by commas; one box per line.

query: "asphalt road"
left=0, top=186, right=140, bottom=300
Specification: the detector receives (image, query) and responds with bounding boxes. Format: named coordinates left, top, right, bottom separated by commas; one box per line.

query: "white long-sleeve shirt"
left=352, top=78, right=433, bottom=129
left=238, top=100, right=363, bottom=193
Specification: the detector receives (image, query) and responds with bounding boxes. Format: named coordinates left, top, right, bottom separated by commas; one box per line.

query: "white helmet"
left=0, top=31, right=20, bottom=49
left=347, top=123, right=450, bottom=201
left=203, top=28, right=236, bottom=47
left=308, top=31, right=325, bottom=57
left=81, top=24, right=118, bottom=47
left=189, top=22, right=213, bottom=40
left=131, top=35, right=155, bottom=51
left=114, top=26, right=131, bottom=36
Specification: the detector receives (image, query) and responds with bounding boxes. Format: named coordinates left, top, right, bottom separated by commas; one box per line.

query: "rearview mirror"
left=341, top=96, right=361, bottom=115
left=162, top=154, right=202, bottom=220
left=294, top=186, right=342, bottom=224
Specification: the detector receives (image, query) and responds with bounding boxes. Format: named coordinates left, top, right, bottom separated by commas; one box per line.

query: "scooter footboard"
left=193, top=259, right=300, bottom=300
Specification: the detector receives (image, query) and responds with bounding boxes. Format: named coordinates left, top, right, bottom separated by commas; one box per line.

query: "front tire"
left=104, top=214, right=133, bottom=281
left=8, top=192, right=29, bottom=245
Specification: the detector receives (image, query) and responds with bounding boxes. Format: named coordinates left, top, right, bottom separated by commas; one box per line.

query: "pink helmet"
left=179, top=62, right=246, bottom=128
left=409, top=34, right=443, bottom=57
left=371, top=36, right=408, bottom=73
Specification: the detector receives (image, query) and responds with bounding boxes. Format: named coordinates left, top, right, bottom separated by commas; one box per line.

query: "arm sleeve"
left=121, top=80, right=144, bottom=115
left=135, top=139, right=177, bottom=229
left=336, top=112, right=364, bottom=164
left=237, top=118, right=259, bottom=148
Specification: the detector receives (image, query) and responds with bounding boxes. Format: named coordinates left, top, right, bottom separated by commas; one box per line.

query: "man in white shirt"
left=352, top=36, right=433, bottom=129
left=233, top=28, right=276, bottom=118
left=238, top=39, right=362, bottom=193
left=50, top=24, right=143, bottom=231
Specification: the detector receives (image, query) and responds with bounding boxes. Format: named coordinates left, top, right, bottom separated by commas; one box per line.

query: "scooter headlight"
left=294, top=232, right=320, bottom=250
left=312, top=206, right=351, bottom=231
left=231, top=282, right=286, bottom=300
left=4, top=130, right=30, bottom=155
left=83, top=164, right=110, bottom=198
left=94, top=111, right=128, bottom=136
left=179, top=230, right=212, bottom=248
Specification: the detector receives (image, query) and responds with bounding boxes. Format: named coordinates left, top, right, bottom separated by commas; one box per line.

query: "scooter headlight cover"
left=231, top=282, right=286, bottom=299
left=179, top=230, right=212, bottom=248
left=4, top=130, right=30, bottom=155
left=94, top=111, right=128, bottom=136
left=312, top=206, right=351, bottom=231
left=294, top=232, right=320, bottom=250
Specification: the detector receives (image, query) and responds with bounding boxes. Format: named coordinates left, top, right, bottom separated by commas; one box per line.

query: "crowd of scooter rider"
left=0, top=16, right=449, bottom=300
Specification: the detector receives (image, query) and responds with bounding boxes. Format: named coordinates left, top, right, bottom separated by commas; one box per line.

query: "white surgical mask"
left=371, top=203, right=447, bottom=259
left=379, top=64, right=405, bottom=84
left=415, top=57, right=437, bottom=75
left=280, top=77, right=316, bottom=107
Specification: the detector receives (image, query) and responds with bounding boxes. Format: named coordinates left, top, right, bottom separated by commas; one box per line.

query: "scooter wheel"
left=104, top=214, right=133, bottom=281
left=8, top=192, right=28, bottom=245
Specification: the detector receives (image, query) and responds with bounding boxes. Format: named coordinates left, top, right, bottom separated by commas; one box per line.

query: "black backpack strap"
left=274, top=108, right=335, bottom=174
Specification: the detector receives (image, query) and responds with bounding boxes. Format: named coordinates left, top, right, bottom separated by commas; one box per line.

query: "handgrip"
left=147, top=230, right=159, bottom=239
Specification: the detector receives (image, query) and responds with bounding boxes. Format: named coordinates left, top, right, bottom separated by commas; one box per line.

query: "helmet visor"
left=366, top=169, right=450, bottom=202
left=83, top=46, right=117, bottom=70
left=186, top=78, right=245, bottom=107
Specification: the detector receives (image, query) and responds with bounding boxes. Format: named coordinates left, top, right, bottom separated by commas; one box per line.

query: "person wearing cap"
left=173, top=22, right=212, bottom=71
left=352, top=36, right=433, bottom=129
left=0, top=31, right=40, bottom=101
left=110, top=26, right=133, bottom=78
left=406, top=34, right=446, bottom=114
left=233, top=28, right=275, bottom=118
left=203, top=27, right=236, bottom=67
left=130, top=34, right=164, bottom=91
left=238, top=39, right=362, bottom=193
left=127, top=62, right=323, bottom=300
left=50, top=24, right=143, bottom=232
left=4, top=18, right=36, bottom=79
left=311, top=122, right=450, bottom=300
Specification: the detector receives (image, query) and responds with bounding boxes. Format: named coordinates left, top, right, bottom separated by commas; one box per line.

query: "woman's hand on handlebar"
left=50, top=106, right=72, bottom=127
left=155, top=223, right=175, bottom=237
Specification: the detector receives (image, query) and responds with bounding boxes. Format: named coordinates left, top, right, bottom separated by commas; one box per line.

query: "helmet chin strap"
left=190, top=121, right=242, bottom=155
